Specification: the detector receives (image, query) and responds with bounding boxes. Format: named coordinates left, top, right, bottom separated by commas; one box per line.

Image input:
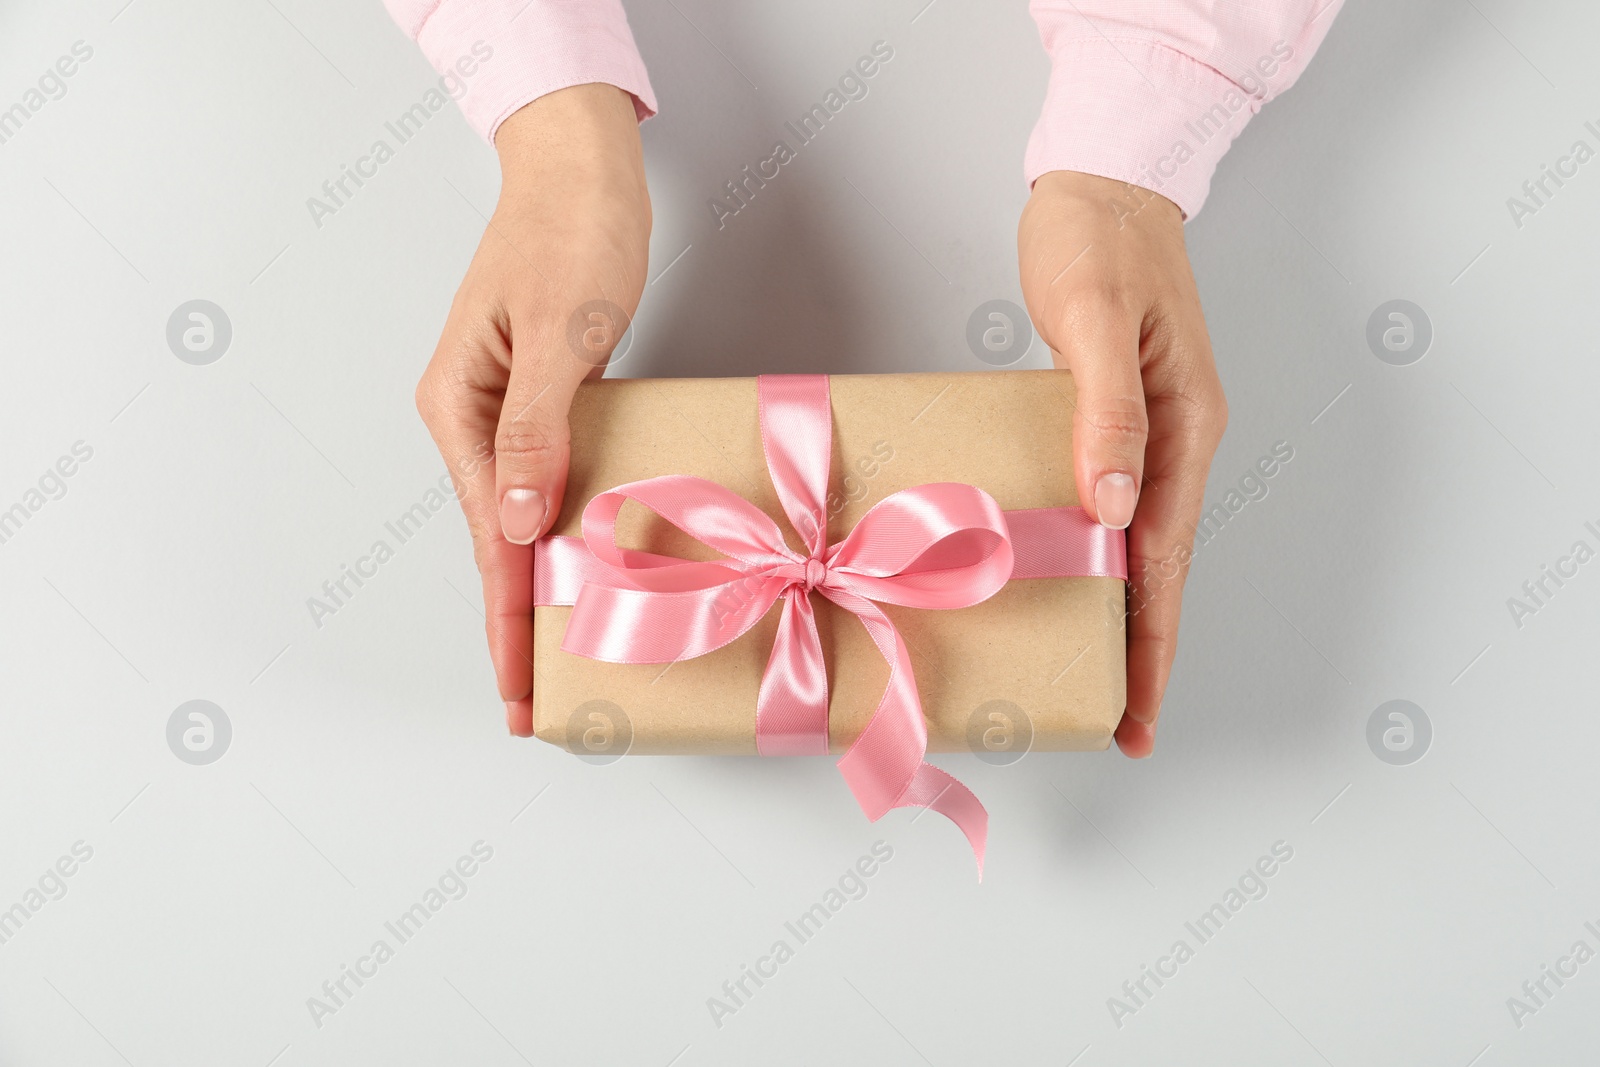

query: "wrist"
left=495, top=84, right=643, bottom=182
left=1032, top=171, right=1182, bottom=230
left=1024, top=171, right=1190, bottom=244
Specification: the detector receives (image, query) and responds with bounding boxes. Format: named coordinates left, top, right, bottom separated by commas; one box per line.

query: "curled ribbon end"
left=866, top=762, right=988, bottom=877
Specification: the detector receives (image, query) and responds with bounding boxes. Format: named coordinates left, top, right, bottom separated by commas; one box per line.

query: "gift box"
left=530, top=370, right=1126, bottom=761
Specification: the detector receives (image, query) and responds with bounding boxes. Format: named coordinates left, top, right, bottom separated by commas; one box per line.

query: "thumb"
left=1052, top=306, right=1148, bottom=530
left=495, top=335, right=581, bottom=545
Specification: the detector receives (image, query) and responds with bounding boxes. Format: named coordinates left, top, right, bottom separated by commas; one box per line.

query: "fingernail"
left=500, top=488, right=547, bottom=545
left=505, top=701, right=519, bottom=735
left=1094, top=473, right=1137, bottom=530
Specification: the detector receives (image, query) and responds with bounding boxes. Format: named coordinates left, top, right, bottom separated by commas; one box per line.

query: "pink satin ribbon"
left=532, top=375, right=1127, bottom=875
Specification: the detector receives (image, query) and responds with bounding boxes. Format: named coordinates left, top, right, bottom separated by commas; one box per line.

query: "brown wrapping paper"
left=532, top=370, right=1126, bottom=755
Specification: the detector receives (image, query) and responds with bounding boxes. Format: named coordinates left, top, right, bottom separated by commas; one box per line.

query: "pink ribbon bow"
left=533, top=375, right=1126, bottom=875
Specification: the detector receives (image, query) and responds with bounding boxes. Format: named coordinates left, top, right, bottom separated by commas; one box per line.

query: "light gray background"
left=2, top=0, right=1597, bottom=1064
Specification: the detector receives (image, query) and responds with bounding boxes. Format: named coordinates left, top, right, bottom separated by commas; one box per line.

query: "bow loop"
left=563, top=475, right=797, bottom=665
left=825, top=482, right=1016, bottom=610
left=582, top=475, right=796, bottom=577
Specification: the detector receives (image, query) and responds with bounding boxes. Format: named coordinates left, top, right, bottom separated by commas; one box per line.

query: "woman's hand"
left=1018, top=171, right=1228, bottom=758
left=415, top=83, right=651, bottom=736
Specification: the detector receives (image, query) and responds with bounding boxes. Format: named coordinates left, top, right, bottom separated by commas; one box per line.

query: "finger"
left=416, top=338, right=537, bottom=736
left=484, top=532, right=536, bottom=738
left=1121, top=338, right=1227, bottom=756
left=493, top=312, right=603, bottom=546
left=489, top=313, right=608, bottom=736
left=1114, top=715, right=1156, bottom=758
left=504, top=699, right=533, bottom=737
left=1045, top=291, right=1149, bottom=530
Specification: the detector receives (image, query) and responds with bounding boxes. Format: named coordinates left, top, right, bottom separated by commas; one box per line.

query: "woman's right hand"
left=414, top=83, right=651, bottom=736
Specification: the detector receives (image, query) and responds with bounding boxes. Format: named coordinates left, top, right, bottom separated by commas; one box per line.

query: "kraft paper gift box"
left=531, top=370, right=1126, bottom=756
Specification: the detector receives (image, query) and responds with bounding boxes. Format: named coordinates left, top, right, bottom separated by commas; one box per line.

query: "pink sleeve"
left=1026, top=1, right=1344, bottom=218
left=382, top=0, right=657, bottom=144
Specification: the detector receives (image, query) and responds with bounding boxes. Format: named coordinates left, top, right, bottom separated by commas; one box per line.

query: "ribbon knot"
left=800, top=557, right=828, bottom=592
left=532, top=374, right=1128, bottom=877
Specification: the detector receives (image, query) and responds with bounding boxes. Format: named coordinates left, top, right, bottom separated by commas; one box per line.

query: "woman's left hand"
left=1018, top=170, right=1230, bottom=757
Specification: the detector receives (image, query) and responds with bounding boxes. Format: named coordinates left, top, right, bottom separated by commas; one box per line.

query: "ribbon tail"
left=831, top=595, right=988, bottom=877
left=894, top=765, right=988, bottom=880
left=839, top=741, right=989, bottom=879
